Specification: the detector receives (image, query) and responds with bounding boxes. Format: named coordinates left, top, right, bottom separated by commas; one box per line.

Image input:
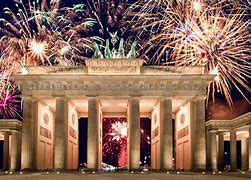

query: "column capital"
left=230, top=129, right=237, bottom=133
left=193, top=95, right=207, bottom=101
left=129, top=95, right=141, bottom=100
left=22, top=96, right=33, bottom=101
left=53, top=95, right=67, bottom=100
left=159, top=96, right=173, bottom=101
left=240, top=137, right=248, bottom=141
left=22, top=96, right=39, bottom=104
left=2, top=131, right=11, bottom=135
left=86, top=95, right=100, bottom=100
left=209, top=130, right=217, bottom=134
left=217, top=131, right=226, bottom=136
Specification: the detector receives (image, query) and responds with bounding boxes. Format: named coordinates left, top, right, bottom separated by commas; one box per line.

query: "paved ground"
left=0, top=172, right=250, bottom=180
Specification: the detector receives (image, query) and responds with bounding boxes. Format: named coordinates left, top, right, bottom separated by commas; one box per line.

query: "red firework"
left=102, top=117, right=127, bottom=167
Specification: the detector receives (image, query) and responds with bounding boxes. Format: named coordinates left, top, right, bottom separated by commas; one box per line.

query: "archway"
left=78, top=117, right=88, bottom=169
left=140, top=118, right=151, bottom=168
left=102, top=117, right=127, bottom=169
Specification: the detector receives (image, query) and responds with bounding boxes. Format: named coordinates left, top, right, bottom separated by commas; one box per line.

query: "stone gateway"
left=0, top=59, right=250, bottom=172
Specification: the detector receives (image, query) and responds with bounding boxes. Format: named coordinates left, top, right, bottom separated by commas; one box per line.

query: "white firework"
left=109, top=121, right=128, bottom=141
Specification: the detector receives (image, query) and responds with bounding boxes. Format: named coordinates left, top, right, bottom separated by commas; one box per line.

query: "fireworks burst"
left=0, top=0, right=99, bottom=68
left=74, top=0, right=139, bottom=57
left=0, top=69, right=21, bottom=119
left=128, top=0, right=251, bottom=105
left=82, top=0, right=128, bottom=36
left=0, top=0, right=100, bottom=118
left=109, top=121, right=127, bottom=141
left=102, top=118, right=127, bottom=167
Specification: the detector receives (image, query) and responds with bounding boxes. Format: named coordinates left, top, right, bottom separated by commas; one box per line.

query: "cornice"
left=0, top=119, right=22, bottom=132
left=206, top=112, right=251, bottom=132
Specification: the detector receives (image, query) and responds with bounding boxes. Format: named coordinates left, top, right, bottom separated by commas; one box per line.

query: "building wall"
left=175, top=102, right=191, bottom=170
left=151, top=102, right=160, bottom=169
left=67, top=103, right=79, bottom=169
left=37, top=102, right=54, bottom=170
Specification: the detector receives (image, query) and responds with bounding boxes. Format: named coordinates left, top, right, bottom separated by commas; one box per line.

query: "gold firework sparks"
left=128, top=0, right=251, bottom=105
left=0, top=0, right=98, bottom=118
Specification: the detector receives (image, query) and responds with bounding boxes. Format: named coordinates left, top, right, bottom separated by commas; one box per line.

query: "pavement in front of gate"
left=0, top=171, right=251, bottom=180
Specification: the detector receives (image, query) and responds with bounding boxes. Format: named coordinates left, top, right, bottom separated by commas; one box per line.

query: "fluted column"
left=54, top=97, right=68, bottom=170
left=10, top=131, right=21, bottom=171
left=21, top=97, right=38, bottom=170
left=87, top=97, right=99, bottom=169
left=206, top=128, right=211, bottom=170
left=209, top=132, right=217, bottom=171
left=230, top=130, right=237, bottom=171
left=128, top=97, right=140, bottom=170
left=190, top=97, right=206, bottom=170
left=159, top=98, right=173, bottom=170
left=217, top=134, right=224, bottom=171
left=241, top=137, right=248, bottom=171
left=2, top=132, right=10, bottom=171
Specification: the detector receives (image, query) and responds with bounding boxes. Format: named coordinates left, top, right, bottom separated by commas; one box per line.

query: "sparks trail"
left=0, top=0, right=100, bottom=118
left=128, top=0, right=251, bottom=105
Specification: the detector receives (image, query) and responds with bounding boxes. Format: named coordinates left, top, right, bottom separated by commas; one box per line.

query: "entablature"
left=206, top=112, right=251, bottom=132
left=0, top=119, right=22, bottom=132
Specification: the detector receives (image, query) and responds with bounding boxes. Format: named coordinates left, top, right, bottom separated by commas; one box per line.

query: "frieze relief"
left=85, top=59, right=144, bottom=75
left=21, top=66, right=85, bottom=74
left=177, top=126, right=189, bottom=139
left=21, top=79, right=207, bottom=93
left=88, top=66, right=138, bottom=74
left=152, top=127, right=159, bottom=139
left=40, top=126, right=52, bottom=139
left=69, top=126, right=77, bottom=139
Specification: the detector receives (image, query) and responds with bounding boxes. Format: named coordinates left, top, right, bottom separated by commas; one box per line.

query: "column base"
left=229, top=169, right=237, bottom=172
left=9, top=169, right=20, bottom=172
left=192, top=168, right=207, bottom=172
left=20, top=168, right=33, bottom=172
left=85, top=168, right=99, bottom=173
left=206, top=168, right=218, bottom=172
left=129, top=168, right=143, bottom=173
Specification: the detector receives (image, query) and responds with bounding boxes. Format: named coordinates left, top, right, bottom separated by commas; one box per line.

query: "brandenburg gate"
left=3, top=59, right=214, bottom=171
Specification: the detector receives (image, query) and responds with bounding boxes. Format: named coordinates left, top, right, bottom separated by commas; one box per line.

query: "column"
left=210, top=132, right=217, bottom=171
left=2, top=132, right=10, bottom=171
left=10, top=131, right=21, bottom=171
left=217, top=134, right=224, bottom=171
left=87, top=97, right=99, bottom=169
left=54, top=97, right=68, bottom=170
left=230, top=130, right=237, bottom=171
left=21, top=97, right=38, bottom=170
left=248, top=126, right=251, bottom=171
left=206, top=128, right=211, bottom=170
left=128, top=97, right=140, bottom=170
left=190, top=97, right=206, bottom=170
left=241, top=137, right=248, bottom=171
left=159, top=98, right=173, bottom=170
